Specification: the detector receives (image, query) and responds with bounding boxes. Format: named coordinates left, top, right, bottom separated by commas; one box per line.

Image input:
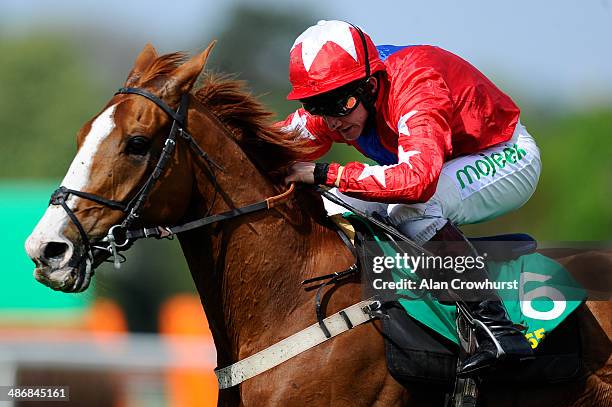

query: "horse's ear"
left=125, top=43, right=158, bottom=86
left=168, top=41, right=216, bottom=95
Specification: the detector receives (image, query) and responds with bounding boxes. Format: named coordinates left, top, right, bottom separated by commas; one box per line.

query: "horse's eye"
left=125, top=136, right=151, bottom=156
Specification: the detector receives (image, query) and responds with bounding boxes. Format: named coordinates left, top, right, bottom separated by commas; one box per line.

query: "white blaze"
left=25, top=104, right=118, bottom=260
left=60, top=104, right=118, bottom=210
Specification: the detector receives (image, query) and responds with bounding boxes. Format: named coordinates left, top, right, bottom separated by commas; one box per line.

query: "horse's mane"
left=138, top=52, right=332, bottom=228
left=193, top=73, right=318, bottom=174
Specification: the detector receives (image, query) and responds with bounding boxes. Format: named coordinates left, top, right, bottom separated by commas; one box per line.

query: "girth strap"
left=215, top=298, right=379, bottom=389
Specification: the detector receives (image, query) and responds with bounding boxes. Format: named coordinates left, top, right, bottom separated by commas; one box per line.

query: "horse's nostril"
left=43, top=241, right=69, bottom=261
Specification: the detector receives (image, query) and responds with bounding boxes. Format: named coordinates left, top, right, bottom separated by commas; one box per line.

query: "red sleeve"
left=331, top=68, right=453, bottom=204
left=276, top=108, right=334, bottom=161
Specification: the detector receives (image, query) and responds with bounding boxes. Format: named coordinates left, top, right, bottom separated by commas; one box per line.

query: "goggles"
left=301, top=94, right=360, bottom=117
left=301, top=79, right=369, bottom=117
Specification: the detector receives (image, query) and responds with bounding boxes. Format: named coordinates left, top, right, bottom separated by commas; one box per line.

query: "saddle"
left=336, top=215, right=586, bottom=389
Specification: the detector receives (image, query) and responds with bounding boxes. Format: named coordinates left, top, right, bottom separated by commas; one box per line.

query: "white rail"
left=0, top=332, right=217, bottom=371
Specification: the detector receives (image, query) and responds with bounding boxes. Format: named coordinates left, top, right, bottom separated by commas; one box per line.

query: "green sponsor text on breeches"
left=456, top=143, right=528, bottom=189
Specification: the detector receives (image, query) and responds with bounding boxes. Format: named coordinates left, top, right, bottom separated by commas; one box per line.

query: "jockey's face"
left=321, top=76, right=378, bottom=142
left=323, top=104, right=369, bottom=141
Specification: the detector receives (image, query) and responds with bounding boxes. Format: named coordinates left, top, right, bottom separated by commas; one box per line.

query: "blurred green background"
left=1, top=2, right=610, bottom=333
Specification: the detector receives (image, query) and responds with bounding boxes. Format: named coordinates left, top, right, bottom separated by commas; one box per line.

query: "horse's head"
left=25, top=42, right=216, bottom=293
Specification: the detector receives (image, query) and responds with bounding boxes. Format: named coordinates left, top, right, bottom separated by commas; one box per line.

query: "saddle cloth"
left=343, top=214, right=586, bottom=386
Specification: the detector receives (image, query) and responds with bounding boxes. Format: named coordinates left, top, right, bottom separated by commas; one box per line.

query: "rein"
left=48, top=87, right=295, bottom=269
left=126, top=183, right=295, bottom=240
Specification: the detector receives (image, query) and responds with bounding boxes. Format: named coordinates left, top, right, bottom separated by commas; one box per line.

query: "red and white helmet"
left=287, top=20, right=385, bottom=100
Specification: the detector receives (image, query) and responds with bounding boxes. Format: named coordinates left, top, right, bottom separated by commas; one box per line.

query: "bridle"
left=49, top=86, right=295, bottom=271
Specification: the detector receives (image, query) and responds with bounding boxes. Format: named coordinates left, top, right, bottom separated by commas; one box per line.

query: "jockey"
left=280, top=20, right=541, bottom=376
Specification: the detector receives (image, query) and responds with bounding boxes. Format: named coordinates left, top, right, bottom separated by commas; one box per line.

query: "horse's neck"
left=177, top=104, right=351, bottom=365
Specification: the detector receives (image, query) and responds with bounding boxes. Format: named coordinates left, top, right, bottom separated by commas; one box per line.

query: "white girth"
left=215, top=298, right=378, bottom=389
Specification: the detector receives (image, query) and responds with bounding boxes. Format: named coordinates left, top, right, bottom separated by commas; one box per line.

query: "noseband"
left=49, top=87, right=293, bottom=270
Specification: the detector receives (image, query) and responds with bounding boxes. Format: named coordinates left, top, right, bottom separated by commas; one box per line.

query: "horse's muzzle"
left=26, top=233, right=93, bottom=293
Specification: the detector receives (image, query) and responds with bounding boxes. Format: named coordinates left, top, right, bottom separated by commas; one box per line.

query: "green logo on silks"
left=383, top=244, right=586, bottom=348
left=456, top=144, right=528, bottom=189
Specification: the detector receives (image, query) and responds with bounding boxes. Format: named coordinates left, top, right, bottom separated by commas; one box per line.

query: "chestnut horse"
left=25, top=43, right=611, bottom=406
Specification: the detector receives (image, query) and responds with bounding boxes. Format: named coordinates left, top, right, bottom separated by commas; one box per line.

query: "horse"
left=25, top=43, right=612, bottom=406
